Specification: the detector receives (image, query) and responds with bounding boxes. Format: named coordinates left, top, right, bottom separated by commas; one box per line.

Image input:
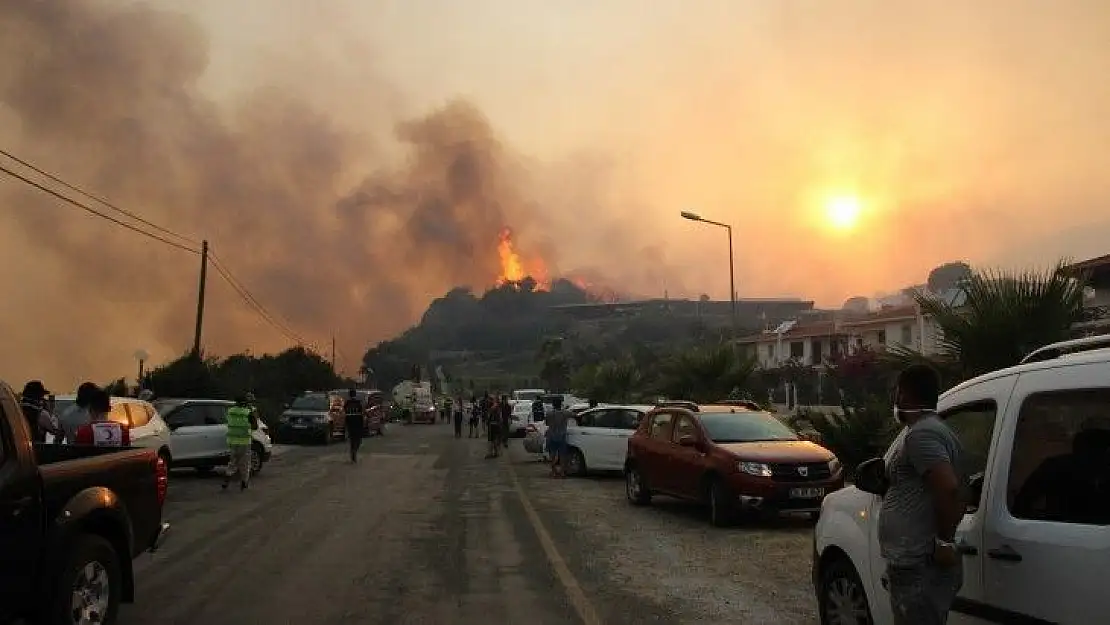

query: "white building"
left=1066, top=254, right=1110, bottom=334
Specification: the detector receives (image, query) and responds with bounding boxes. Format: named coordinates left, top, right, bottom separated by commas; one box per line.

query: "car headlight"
left=828, top=456, right=843, bottom=475
left=739, top=461, right=773, bottom=477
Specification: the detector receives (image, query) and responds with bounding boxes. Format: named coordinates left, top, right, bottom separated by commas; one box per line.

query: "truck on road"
left=0, top=380, right=170, bottom=625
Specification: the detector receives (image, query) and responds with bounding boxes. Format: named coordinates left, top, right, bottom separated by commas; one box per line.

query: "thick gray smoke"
left=0, top=0, right=640, bottom=386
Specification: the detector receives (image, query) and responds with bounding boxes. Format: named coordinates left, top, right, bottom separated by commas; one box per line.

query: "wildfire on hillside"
left=495, top=227, right=550, bottom=289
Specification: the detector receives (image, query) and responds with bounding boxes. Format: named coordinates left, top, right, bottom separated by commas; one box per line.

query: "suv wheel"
left=250, top=443, right=264, bottom=475
left=47, top=534, right=122, bottom=625
left=625, top=466, right=652, bottom=505
left=707, top=478, right=734, bottom=527
left=819, top=556, right=873, bottom=625
left=566, top=448, right=587, bottom=477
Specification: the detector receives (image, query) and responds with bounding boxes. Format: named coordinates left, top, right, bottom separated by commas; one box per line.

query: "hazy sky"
left=2, top=0, right=1109, bottom=387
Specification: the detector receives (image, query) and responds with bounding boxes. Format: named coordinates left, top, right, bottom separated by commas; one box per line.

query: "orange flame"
left=496, top=228, right=526, bottom=285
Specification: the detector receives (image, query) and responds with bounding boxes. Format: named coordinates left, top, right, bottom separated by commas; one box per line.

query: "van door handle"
left=987, top=545, right=1022, bottom=562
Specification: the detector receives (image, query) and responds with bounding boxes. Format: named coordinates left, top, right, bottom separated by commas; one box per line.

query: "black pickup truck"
left=0, top=382, right=169, bottom=625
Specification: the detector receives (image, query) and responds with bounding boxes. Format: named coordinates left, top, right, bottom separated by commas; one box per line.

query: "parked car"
left=624, top=403, right=844, bottom=525
left=0, top=380, right=170, bottom=625
left=331, top=389, right=387, bottom=436
left=274, top=392, right=344, bottom=444
left=813, top=336, right=1110, bottom=625
left=53, top=394, right=174, bottom=466
left=152, top=399, right=274, bottom=474
left=564, top=404, right=652, bottom=475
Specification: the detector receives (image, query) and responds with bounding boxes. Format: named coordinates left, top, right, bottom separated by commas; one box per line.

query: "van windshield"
left=291, top=395, right=331, bottom=411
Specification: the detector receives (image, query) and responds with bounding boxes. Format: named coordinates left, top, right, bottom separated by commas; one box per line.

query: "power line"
left=0, top=149, right=200, bottom=247
left=207, top=251, right=312, bottom=348
left=0, top=162, right=200, bottom=255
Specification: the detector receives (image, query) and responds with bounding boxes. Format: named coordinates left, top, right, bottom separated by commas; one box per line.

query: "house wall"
left=742, top=335, right=844, bottom=368
left=847, top=316, right=942, bottom=356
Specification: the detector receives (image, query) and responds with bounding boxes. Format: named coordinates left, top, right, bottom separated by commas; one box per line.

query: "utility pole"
left=331, top=334, right=336, bottom=371
left=192, top=240, right=209, bottom=358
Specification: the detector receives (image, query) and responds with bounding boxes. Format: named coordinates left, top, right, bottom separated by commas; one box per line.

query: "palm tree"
left=657, top=343, right=756, bottom=403
left=913, top=260, right=1087, bottom=379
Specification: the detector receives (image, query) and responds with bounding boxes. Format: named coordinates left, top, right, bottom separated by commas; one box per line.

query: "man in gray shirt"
left=545, top=396, right=571, bottom=478
left=878, top=364, right=965, bottom=625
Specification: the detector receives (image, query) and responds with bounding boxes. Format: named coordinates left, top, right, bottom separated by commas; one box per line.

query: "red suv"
left=624, top=404, right=844, bottom=525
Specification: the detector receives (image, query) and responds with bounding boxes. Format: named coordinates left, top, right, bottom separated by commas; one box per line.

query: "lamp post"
left=134, top=349, right=150, bottom=391
left=681, top=210, right=737, bottom=344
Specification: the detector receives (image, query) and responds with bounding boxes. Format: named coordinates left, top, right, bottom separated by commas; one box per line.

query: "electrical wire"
left=0, top=163, right=200, bottom=255
left=0, top=148, right=200, bottom=247
left=207, top=252, right=311, bottom=347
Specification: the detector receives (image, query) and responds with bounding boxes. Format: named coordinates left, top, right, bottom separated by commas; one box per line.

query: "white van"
left=813, top=336, right=1110, bottom=625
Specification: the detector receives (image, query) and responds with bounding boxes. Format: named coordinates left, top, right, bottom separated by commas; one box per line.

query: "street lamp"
left=134, top=349, right=150, bottom=391
left=680, top=210, right=737, bottom=343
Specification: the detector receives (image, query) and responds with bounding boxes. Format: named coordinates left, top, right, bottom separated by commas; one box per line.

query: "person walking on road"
left=344, top=389, right=366, bottom=463
left=223, top=395, right=258, bottom=491
left=468, top=400, right=480, bottom=438
left=545, top=396, right=571, bottom=478
left=485, top=395, right=502, bottom=459
left=880, top=364, right=965, bottom=625
left=499, top=394, right=512, bottom=448
left=453, top=396, right=464, bottom=438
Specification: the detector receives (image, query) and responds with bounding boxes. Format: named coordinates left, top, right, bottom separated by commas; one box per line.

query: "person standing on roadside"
left=468, top=398, right=480, bottom=438
left=545, top=396, right=572, bottom=478
left=344, top=389, right=366, bottom=463
left=74, top=389, right=129, bottom=447
left=20, top=380, right=62, bottom=443
left=880, top=364, right=965, bottom=625
left=223, top=395, right=258, bottom=491
left=59, top=382, right=100, bottom=444
left=485, top=395, right=502, bottom=459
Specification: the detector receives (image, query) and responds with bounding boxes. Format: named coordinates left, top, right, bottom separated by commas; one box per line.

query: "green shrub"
left=791, top=396, right=898, bottom=475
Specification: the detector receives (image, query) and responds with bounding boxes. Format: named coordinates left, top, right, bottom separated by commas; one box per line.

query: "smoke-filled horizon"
left=3, top=0, right=1109, bottom=388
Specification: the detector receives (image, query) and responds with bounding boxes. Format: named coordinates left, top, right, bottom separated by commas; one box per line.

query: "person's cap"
left=21, top=380, right=49, bottom=399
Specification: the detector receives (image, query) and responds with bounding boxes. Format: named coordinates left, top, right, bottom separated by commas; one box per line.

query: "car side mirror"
left=678, top=434, right=699, bottom=447
left=854, top=457, right=888, bottom=496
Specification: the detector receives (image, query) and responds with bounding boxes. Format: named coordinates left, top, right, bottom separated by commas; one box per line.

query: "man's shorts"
left=546, top=436, right=566, bottom=458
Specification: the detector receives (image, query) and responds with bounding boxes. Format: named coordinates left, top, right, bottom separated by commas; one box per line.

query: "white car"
left=153, top=398, right=274, bottom=475
left=563, top=404, right=651, bottom=475
left=813, top=335, right=1110, bottom=625
left=52, top=395, right=173, bottom=463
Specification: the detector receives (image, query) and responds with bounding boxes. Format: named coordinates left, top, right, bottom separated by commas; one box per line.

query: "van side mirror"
left=854, top=457, right=888, bottom=496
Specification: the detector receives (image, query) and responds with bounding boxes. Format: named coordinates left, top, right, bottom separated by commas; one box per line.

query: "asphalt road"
left=120, top=423, right=819, bottom=625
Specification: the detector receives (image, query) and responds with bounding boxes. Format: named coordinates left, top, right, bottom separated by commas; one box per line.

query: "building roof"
left=1065, top=254, right=1110, bottom=274
left=840, top=305, right=918, bottom=328
left=736, top=320, right=844, bottom=343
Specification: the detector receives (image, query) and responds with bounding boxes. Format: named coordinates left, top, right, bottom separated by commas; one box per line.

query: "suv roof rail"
left=1020, top=334, right=1110, bottom=364
left=655, top=400, right=699, bottom=411
left=716, top=399, right=761, bottom=410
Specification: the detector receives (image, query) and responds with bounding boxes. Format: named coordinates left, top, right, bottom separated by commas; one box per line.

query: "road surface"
left=121, top=423, right=818, bottom=625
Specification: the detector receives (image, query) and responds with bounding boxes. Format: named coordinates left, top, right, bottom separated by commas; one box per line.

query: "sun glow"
left=824, top=195, right=863, bottom=231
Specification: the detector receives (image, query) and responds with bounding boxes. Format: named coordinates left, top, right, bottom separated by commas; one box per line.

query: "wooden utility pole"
left=331, top=334, right=336, bottom=371
left=191, top=240, right=209, bottom=358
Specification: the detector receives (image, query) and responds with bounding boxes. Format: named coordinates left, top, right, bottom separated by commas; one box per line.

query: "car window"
left=166, top=404, right=206, bottom=428
left=593, top=410, right=625, bottom=429
left=940, top=400, right=998, bottom=509
left=698, top=412, right=797, bottom=442
left=649, top=412, right=674, bottom=440
left=291, top=394, right=330, bottom=411
left=1008, top=389, right=1110, bottom=526
left=617, top=409, right=644, bottom=430
left=575, top=410, right=598, bottom=428
left=205, top=404, right=228, bottom=425
left=107, top=402, right=131, bottom=427
left=127, top=403, right=151, bottom=428
left=672, top=416, right=698, bottom=442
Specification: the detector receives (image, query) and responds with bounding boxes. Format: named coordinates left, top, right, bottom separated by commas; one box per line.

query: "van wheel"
left=45, top=534, right=122, bottom=625
left=819, top=556, right=873, bottom=625
left=625, top=465, right=652, bottom=505
left=566, top=448, right=587, bottom=477
left=707, top=478, right=734, bottom=527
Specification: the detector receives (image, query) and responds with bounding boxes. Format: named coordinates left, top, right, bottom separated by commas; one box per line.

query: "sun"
left=824, top=195, right=862, bottom=231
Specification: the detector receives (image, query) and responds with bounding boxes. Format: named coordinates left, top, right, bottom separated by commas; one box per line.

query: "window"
left=615, top=409, right=644, bottom=430
left=107, top=402, right=130, bottom=427
left=940, top=400, right=998, bottom=510
left=649, top=413, right=674, bottom=440
left=765, top=345, right=774, bottom=360
left=575, top=410, right=597, bottom=428
left=699, top=413, right=797, bottom=443
left=1008, top=389, right=1110, bottom=525
left=204, top=404, right=228, bottom=425
left=671, top=416, right=698, bottom=442
left=790, top=341, right=804, bottom=359
left=811, top=340, right=823, bottom=364
left=127, top=403, right=151, bottom=428
left=901, top=324, right=912, bottom=345
left=590, top=410, right=619, bottom=428
left=166, top=404, right=205, bottom=428
left=876, top=329, right=886, bottom=345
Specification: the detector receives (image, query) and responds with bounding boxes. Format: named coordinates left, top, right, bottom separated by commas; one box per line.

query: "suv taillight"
left=155, top=455, right=168, bottom=507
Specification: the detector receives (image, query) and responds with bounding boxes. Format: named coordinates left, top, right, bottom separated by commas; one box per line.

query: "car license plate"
left=293, top=423, right=308, bottom=429
left=790, top=487, right=825, bottom=499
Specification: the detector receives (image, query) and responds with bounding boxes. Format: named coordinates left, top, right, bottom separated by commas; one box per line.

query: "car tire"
left=818, top=555, right=874, bottom=625
left=707, top=478, right=734, bottom=527
left=566, top=447, right=587, bottom=477
left=250, top=443, right=264, bottom=476
left=625, top=465, right=652, bottom=505
left=45, top=533, right=122, bottom=625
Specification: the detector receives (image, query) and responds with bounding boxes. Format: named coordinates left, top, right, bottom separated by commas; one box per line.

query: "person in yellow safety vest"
left=223, top=394, right=259, bottom=491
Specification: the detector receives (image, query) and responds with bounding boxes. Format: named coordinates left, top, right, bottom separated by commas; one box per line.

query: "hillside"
left=360, top=278, right=747, bottom=391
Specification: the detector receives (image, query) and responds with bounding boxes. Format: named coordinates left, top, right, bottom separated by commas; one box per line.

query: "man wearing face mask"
left=879, top=364, right=964, bottom=625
